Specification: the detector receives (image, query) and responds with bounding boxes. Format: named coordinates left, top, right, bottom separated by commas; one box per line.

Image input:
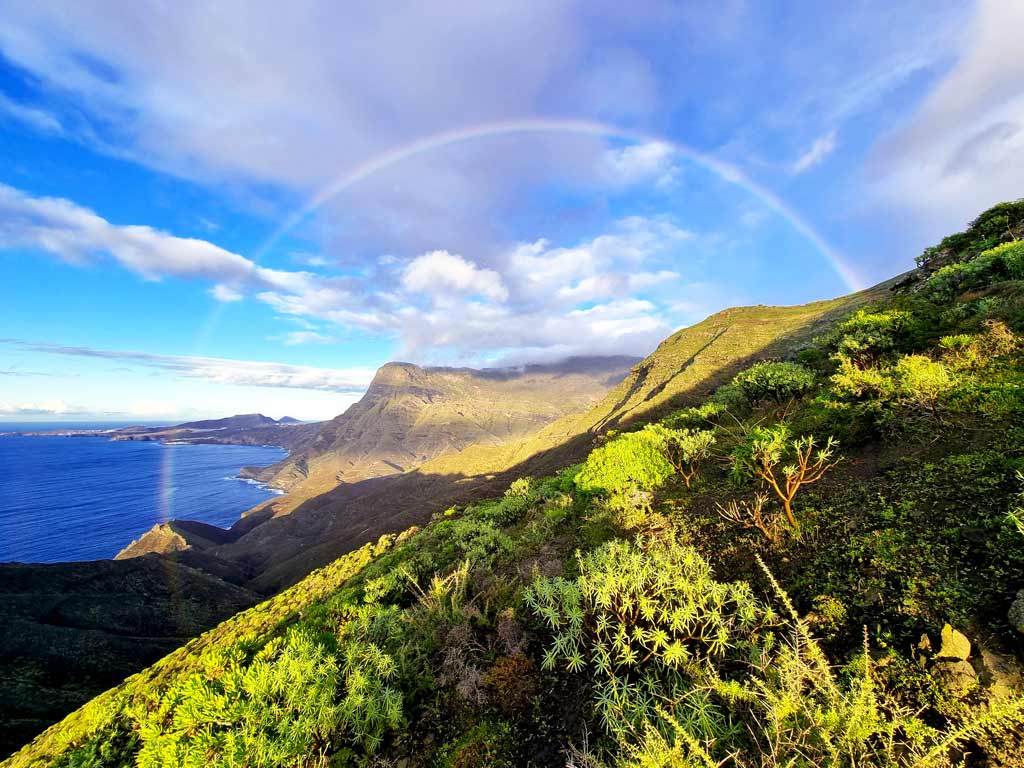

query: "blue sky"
left=1, top=0, right=1021, bottom=422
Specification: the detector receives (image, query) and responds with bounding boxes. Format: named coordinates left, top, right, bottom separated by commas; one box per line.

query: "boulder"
left=1009, top=590, right=1024, bottom=635
left=931, top=659, right=978, bottom=698
left=977, top=648, right=1024, bottom=699
left=937, top=624, right=971, bottom=661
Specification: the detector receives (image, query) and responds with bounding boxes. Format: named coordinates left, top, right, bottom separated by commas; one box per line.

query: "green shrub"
left=136, top=632, right=347, bottom=767
left=917, top=199, right=1024, bottom=267
left=524, top=536, right=777, bottom=739
left=923, top=255, right=1007, bottom=303
left=985, top=239, right=1024, bottom=279
left=893, top=355, right=955, bottom=416
left=433, top=516, right=514, bottom=566
left=645, top=425, right=716, bottom=488
left=730, top=361, right=817, bottom=405
left=662, top=401, right=726, bottom=429
left=826, top=309, right=912, bottom=367
left=730, top=424, right=839, bottom=529
left=829, top=354, right=956, bottom=426
left=575, top=427, right=675, bottom=525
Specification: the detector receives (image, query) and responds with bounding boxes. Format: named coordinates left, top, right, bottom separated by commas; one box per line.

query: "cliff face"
left=116, top=356, right=637, bottom=571
left=244, top=356, right=639, bottom=494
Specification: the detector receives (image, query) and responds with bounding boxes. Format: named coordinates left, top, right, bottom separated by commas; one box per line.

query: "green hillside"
left=8, top=200, right=1024, bottom=767
left=203, top=280, right=890, bottom=594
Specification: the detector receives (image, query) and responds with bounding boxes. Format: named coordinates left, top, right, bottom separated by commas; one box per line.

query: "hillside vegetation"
left=170, top=280, right=887, bottom=595
left=8, top=200, right=1024, bottom=767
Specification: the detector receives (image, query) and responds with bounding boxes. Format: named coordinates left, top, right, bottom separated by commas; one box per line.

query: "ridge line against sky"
left=1, top=0, right=1022, bottom=420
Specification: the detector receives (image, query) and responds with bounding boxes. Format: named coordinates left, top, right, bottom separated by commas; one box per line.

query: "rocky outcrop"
left=250, top=357, right=640, bottom=494
left=1009, top=589, right=1024, bottom=635
left=927, top=624, right=977, bottom=698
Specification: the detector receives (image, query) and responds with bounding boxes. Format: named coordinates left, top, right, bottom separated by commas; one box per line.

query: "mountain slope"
left=245, top=356, right=639, bottom=493
left=11, top=198, right=1024, bottom=766
left=116, top=357, right=637, bottom=570
left=168, top=284, right=893, bottom=593
left=0, top=557, right=258, bottom=757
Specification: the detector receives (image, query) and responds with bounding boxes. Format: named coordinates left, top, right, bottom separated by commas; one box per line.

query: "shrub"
left=575, top=427, right=675, bottom=524
left=662, top=401, right=726, bottom=429
left=136, top=631, right=348, bottom=767
left=646, top=424, right=716, bottom=488
left=827, top=309, right=912, bottom=367
left=917, top=199, right=1024, bottom=267
left=716, top=492, right=783, bottom=543
left=730, top=361, right=817, bottom=405
left=893, top=355, right=955, bottom=417
left=829, top=354, right=956, bottom=426
left=985, top=239, right=1024, bottom=279
left=730, top=424, right=840, bottom=529
left=433, top=516, right=515, bottom=566
left=524, top=536, right=777, bottom=739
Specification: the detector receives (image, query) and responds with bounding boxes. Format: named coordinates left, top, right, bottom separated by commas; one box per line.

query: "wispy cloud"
left=870, top=0, right=1024, bottom=233
left=0, top=339, right=376, bottom=393
left=0, top=399, right=90, bottom=416
left=0, top=91, right=63, bottom=134
left=276, top=331, right=336, bottom=346
left=791, top=131, right=837, bottom=174
left=601, top=141, right=679, bottom=188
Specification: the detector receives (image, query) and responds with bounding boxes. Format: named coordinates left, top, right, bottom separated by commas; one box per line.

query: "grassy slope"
left=3, top=285, right=892, bottom=766
left=10, top=199, right=1024, bottom=765
left=223, top=286, right=890, bottom=593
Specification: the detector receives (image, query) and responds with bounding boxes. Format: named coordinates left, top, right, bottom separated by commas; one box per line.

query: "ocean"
left=0, top=423, right=288, bottom=563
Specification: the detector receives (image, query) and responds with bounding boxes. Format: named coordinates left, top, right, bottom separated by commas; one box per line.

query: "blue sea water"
left=0, top=423, right=288, bottom=563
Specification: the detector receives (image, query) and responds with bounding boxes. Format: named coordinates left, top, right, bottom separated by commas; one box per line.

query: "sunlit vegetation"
left=10, top=199, right=1024, bottom=767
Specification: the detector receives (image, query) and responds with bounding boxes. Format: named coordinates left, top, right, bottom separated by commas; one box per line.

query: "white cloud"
left=602, top=141, right=678, bottom=188
left=278, top=331, right=335, bottom=346
left=0, top=399, right=82, bottom=416
left=0, top=182, right=343, bottom=310
left=871, top=0, right=1024, bottom=231
left=791, top=130, right=837, bottom=174
left=1, top=180, right=697, bottom=362
left=1, top=340, right=376, bottom=393
left=402, top=250, right=508, bottom=302
left=0, top=92, right=63, bottom=134
left=211, top=284, right=243, bottom=302
left=0, top=1, right=605, bottom=260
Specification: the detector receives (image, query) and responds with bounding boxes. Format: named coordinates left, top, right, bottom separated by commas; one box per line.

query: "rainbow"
left=252, top=118, right=863, bottom=291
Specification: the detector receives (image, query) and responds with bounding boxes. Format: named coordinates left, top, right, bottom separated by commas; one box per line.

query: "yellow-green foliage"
left=826, top=309, right=912, bottom=367
left=730, top=424, right=840, bottom=528
left=136, top=631, right=345, bottom=768
left=920, top=239, right=1024, bottom=307
left=662, top=401, right=726, bottom=429
left=524, top=536, right=777, bottom=738
left=730, top=360, right=817, bottom=405
left=9, top=538, right=393, bottom=768
left=981, top=239, right=1024, bottom=279
left=644, top=424, right=715, bottom=488
left=574, top=427, right=676, bottom=524
left=830, top=353, right=956, bottom=422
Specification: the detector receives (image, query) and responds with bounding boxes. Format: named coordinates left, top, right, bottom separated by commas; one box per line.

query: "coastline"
left=0, top=435, right=289, bottom=563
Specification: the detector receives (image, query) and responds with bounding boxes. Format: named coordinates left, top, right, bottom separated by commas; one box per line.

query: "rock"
left=978, top=648, right=1024, bottom=699
left=931, top=659, right=978, bottom=698
left=1009, top=590, right=1024, bottom=635
left=937, top=624, right=971, bottom=661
